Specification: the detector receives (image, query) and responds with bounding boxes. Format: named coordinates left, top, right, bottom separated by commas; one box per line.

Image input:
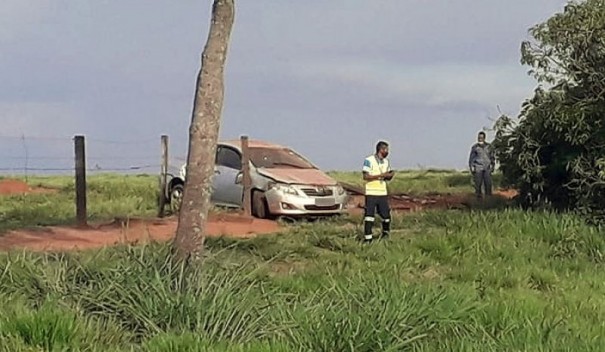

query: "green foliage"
left=0, top=298, right=128, bottom=351
left=1, top=210, right=605, bottom=350
left=493, top=0, right=605, bottom=222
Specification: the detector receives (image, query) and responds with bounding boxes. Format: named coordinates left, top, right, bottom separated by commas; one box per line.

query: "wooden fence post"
left=74, top=135, right=87, bottom=227
left=158, top=135, right=169, bottom=217
left=241, top=135, right=252, bottom=217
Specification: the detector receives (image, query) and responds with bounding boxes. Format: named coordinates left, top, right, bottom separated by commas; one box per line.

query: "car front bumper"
left=265, top=189, right=349, bottom=216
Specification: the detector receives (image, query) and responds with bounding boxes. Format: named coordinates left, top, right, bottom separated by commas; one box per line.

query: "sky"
left=0, top=0, right=568, bottom=173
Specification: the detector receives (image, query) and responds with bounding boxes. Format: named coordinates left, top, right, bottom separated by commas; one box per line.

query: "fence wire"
left=0, top=134, right=178, bottom=176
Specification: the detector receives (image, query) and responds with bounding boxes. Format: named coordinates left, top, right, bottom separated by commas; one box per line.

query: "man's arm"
left=362, top=158, right=385, bottom=181
left=489, top=145, right=496, bottom=171
left=384, top=160, right=394, bottom=180
left=363, top=172, right=384, bottom=181
left=468, top=145, right=476, bottom=172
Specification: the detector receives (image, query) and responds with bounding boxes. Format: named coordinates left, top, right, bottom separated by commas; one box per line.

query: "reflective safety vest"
left=362, top=155, right=391, bottom=196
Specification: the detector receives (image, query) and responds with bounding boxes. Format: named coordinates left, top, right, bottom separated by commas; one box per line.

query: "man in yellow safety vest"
left=362, top=141, right=395, bottom=243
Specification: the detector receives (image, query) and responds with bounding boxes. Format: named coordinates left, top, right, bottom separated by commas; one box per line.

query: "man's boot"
left=381, top=218, right=391, bottom=240
left=363, top=216, right=374, bottom=243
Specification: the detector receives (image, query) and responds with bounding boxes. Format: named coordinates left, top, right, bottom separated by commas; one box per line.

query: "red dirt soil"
left=347, top=194, right=464, bottom=214
left=347, top=188, right=518, bottom=215
left=0, top=179, right=56, bottom=195
left=494, top=189, right=518, bottom=199
left=0, top=214, right=281, bottom=252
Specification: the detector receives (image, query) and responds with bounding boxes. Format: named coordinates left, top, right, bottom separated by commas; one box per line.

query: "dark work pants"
left=474, top=169, right=493, bottom=197
left=363, top=195, right=391, bottom=240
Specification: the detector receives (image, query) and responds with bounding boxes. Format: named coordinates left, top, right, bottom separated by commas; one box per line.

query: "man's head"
left=376, top=141, right=389, bottom=159
left=477, top=132, right=486, bottom=144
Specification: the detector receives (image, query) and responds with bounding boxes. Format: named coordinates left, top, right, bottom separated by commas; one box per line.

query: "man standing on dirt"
left=362, top=141, right=395, bottom=243
left=468, top=131, right=495, bottom=199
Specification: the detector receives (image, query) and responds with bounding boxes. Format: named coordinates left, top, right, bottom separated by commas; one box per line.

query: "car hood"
left=257, top=168, right=337, bottom=186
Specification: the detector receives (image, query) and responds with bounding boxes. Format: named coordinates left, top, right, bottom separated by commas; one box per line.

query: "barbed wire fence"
left=0, top=134, right=188, bottom=223
left=0, top=134, right=186, bottom=178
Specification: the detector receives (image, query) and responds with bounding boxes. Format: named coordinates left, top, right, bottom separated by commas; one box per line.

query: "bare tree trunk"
left=173, top=0, right=235, bottom=263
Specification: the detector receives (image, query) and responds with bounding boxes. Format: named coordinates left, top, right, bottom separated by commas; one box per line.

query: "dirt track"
left=346, top=189, right=516, bottom=214
left=0, top=179, right=281, bottom=251
left=0, top=178, right=517, bottom=253
left=0, top=215, right=281, bottom=252
left=0, top=179, right=56, bottom=195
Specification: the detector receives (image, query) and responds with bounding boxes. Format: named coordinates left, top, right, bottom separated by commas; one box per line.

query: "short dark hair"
left=376, top=141, right=389, bottom=153
left=478, top=131, right=486, bottom=137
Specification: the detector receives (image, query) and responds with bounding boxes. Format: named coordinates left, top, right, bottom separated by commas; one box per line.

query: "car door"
left=212, top=146, right=244, bottom=207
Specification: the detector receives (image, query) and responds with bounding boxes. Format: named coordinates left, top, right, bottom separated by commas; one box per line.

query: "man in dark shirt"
left=468, top=131, right=495, bottom=198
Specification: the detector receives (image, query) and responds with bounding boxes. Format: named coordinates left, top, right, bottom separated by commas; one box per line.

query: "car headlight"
left=336, top=184, right=346, bottom=195
left=268, top=182, right=299, bottom=196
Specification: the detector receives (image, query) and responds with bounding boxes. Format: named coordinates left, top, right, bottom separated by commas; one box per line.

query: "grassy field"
left=1, top=211, right=604, bottom=351
left=0, top=174, right=159, bottom=232
left=0, top=170, right=497, bottom=232
left=2, top=172, right=604, bottom=351
left=330, top=169, right=501, bottom=195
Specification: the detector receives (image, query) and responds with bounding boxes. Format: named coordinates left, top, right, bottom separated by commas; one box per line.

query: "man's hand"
left=383, top=171, right=395, bottom=181
left=363, top=171, right=394, bottom=182
left=470, top=166, right=476, bottom=174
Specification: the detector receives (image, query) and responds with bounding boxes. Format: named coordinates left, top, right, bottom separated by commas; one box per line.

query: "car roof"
left=220, top=139, right=288, bottom=151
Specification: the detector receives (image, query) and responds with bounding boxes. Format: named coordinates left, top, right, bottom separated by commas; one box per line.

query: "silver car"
left=165, top=139, right=349, bottom=218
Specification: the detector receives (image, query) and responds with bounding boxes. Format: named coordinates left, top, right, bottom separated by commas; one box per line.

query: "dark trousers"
left=363, top=195, right=391, bottom=239
left=473, top=169, right=492, bottom=197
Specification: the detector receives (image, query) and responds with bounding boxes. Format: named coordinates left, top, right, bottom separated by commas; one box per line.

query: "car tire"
left=169, top=184, right=184, bottom=214
left=252, top=190, right=269, bottom=219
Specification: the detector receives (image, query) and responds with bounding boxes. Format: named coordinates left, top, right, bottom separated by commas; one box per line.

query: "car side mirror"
left=235, top=172, right=243, bottom=184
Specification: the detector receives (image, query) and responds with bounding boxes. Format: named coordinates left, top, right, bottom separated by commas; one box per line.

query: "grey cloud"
left=1, top=0, right=569, bottom=171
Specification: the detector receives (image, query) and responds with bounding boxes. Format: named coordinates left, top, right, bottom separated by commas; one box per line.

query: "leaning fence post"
left=158, top=135, right=169, bottom=217
left=74, top=135, right=87, bottom=227
left=241, top=135, right=252, bottom=217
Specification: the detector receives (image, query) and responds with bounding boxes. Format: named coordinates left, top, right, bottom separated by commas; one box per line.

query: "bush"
left=493, top=0, right=605, bottom=223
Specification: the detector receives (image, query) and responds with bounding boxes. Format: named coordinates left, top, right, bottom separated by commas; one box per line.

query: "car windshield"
left=249, top=147, right=315, bottom=169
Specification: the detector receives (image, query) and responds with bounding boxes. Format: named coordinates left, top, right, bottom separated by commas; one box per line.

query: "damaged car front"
left=247, top=144, right=349, bottom=217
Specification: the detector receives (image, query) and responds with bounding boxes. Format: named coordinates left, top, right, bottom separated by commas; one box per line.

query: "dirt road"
left=0, top=214, right=281, bottom=252
left=0, top=179, right=56, bottom=195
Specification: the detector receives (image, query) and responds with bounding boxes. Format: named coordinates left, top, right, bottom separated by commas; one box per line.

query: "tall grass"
left=0, top=209, right=604, bottom=350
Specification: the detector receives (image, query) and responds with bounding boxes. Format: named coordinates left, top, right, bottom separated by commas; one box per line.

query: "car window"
left=216, top=147, right=241, bottom=169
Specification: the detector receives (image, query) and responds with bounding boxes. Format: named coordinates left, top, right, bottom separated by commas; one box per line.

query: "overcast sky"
left=0, top=0, right=568, bottom=172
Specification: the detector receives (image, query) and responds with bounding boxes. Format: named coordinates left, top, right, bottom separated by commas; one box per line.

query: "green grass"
left=329, top=169, right=502, bottom=195
left=0, top=171, right=495, bottom=232
left=1, top=172, right=602, bottom=350
left=0, top=174, right=159, bottom=232
left=0, top=209, right=604, bottom=350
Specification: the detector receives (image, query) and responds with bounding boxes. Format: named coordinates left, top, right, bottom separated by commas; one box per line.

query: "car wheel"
left=252, top=190, right=268, bottom=219
left=169, top=184, right=184, bottom=214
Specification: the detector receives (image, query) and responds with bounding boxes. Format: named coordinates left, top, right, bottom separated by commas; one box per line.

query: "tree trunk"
left=173, top=0, right=235, bottom=263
